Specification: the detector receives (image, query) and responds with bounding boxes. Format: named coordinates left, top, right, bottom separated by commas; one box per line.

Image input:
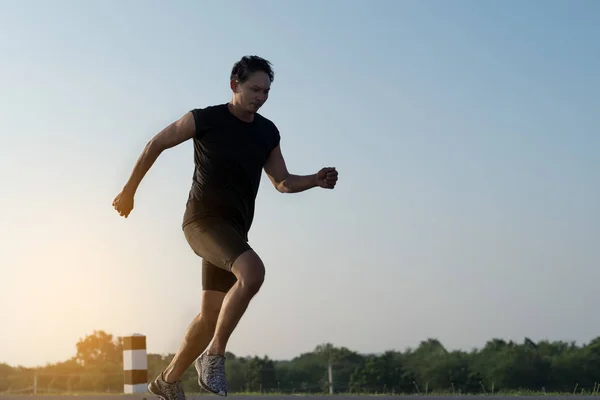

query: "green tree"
left=243, top=356, right=277, bottom=392
left=75, top=330, right=123, bottom=368
left=5, top=330, right=600, bottom=395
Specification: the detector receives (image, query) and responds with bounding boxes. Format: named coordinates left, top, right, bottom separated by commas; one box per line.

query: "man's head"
left=230, top=55, right=274, bottom=114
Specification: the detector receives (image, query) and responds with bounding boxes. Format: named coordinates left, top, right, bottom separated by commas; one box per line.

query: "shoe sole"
left=194, top=357, right=227, bottom=397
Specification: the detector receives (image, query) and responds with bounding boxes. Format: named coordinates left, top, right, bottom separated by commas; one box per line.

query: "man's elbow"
left=276, top=183, right=291, bottom=193
left=274, top=175, right=291, bottom=193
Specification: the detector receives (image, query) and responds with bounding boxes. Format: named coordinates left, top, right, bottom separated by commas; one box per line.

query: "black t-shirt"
left=182, top=103, right=281, bottom=237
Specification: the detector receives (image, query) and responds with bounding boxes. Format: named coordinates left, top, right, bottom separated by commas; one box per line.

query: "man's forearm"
left=123, top=140, right=162, bottom=194
left=278, top=173, right=317, bottom=193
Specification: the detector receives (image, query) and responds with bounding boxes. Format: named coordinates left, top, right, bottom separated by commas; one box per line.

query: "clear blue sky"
left=1, top=0, right=599, bottom=367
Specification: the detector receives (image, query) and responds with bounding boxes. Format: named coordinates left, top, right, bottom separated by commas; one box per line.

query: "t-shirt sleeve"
left=190, top=108, right=209, bottom=139
left=269, top=121, right=281, bottom=151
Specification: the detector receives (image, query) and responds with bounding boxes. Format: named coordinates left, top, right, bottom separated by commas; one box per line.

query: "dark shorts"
left=183, top=218, right=251, bottom=293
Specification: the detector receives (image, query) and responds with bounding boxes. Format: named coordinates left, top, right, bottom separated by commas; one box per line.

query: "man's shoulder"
left=189, top=103, right=228, bottom=129
left=190, top=103, right=227, bottom=117
left=254, top=111, right=273, bottom=124
left=254, top=113, right=281, bottom=150
left=254, top=113, right=279, bottom=133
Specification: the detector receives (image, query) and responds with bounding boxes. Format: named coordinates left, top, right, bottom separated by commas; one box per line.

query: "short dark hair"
left=230, top=55, right=274, bottom=84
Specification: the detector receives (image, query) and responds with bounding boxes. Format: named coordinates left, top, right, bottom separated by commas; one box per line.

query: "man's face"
left=232, top=71, right=271, bottom=114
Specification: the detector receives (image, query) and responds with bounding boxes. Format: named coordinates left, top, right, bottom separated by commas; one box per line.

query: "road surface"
left=2, top=395, right=598, bottom=400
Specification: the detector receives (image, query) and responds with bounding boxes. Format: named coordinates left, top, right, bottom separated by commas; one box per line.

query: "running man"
left=112, top=55, right=339, bottom=399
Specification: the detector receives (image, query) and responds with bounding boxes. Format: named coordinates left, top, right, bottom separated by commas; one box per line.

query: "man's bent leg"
left=162, top=290, right=226, bottom=382
left=196, top=250, right=265, bottom=396
left=162, top=259, right=236, bottom=383
left=148, top=256, right=236, bottom=400
left=148, top=290, right=225, bottom=400
left=208, top=250, right=265, bottom=354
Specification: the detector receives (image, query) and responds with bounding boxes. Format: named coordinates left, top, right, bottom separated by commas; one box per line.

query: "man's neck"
left=227, top=102, right=254, bottom=123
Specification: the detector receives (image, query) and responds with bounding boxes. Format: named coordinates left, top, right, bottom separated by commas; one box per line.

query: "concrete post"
left=123, top=333, right=148, bottom=393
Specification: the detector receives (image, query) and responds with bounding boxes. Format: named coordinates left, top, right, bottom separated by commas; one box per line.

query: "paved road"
left=2, top=396, right=599, bottom=400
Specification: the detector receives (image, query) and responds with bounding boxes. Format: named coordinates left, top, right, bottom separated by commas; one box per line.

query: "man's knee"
left=232, top=250, right=265, bottom=294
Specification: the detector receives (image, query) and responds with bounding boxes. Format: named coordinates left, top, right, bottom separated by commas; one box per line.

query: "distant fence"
left=0, top=371, right=329, bottom=396
left=0, top=372, right=124, bottom=395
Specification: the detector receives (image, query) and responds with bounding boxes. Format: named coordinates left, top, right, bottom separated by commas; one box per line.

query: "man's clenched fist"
left=113, top=190, right=134, bottom=218
left=316, top=167, right=338, bottom=189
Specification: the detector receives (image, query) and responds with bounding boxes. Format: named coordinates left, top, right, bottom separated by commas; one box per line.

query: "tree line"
left=1, top=330, right=599, bottom=395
